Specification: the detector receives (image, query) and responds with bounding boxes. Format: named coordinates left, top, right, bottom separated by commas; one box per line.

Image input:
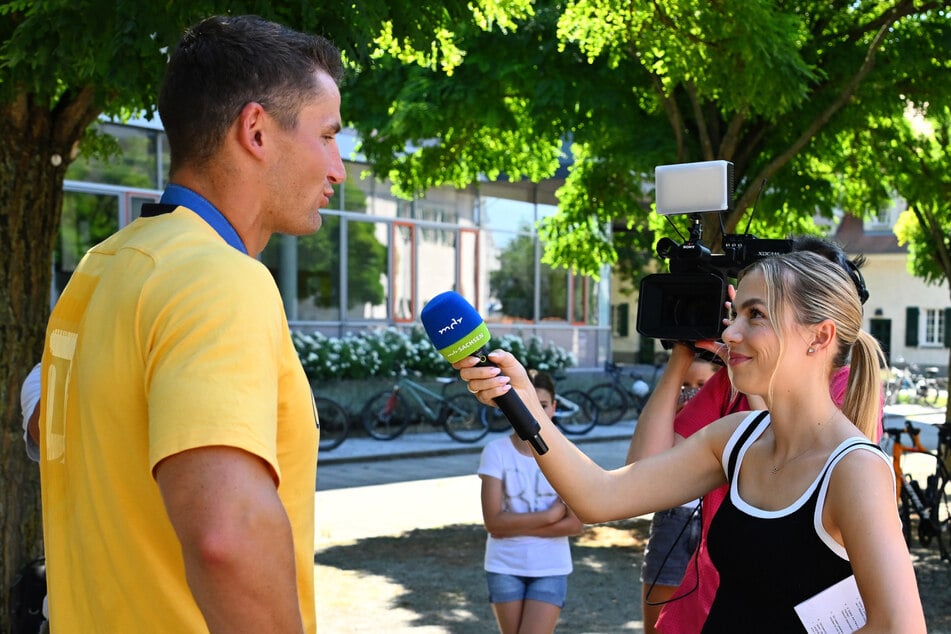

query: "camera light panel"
left=655, top=160, right=734, bottom=216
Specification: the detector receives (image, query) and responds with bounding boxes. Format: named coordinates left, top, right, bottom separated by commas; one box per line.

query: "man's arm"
left=155, top=446, right=303, bottom=634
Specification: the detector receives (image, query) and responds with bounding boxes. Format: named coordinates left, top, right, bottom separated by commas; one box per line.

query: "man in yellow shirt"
left=39, top=15, right=345, bottom=633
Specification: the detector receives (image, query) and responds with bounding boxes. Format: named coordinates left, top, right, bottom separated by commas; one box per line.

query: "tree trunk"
left=946, top=340, right=951, bottom=427
left=0, top=90, right=98, bottom=631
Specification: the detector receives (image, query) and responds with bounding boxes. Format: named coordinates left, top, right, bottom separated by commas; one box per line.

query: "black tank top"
left=702, top=411, right=882, bottom=633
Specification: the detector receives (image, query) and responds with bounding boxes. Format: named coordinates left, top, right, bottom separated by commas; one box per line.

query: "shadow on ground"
left=316, top=518, right=649, bottom=633
left=316, top=517, right=951, bottom=633
left=910, top=544, right=951, bottom=634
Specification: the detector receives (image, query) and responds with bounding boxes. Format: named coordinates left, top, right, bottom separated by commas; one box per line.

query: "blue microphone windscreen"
left=421, top=291, right=492, bottom=362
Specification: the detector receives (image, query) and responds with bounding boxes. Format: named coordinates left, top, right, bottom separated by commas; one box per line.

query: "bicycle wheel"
left=443, top=393, right=490, bottom=443
left=588, top=383, right=628, bottom=425
left=482, top=405, right=511, bottom=432
left=899, top=483, right=914, bottom=547
left=316, top=396, right=350, bottom=451
left=361, top=390, right=411, bottom=440
left=921, top=382, right=941, bottom=406
left=925, top=462, right=951, bottom=560
left=554, top=390, right=599, bottom=435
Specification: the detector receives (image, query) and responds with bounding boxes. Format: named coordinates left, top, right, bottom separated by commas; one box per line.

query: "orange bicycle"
left=881, top=420, right=951, bottom=561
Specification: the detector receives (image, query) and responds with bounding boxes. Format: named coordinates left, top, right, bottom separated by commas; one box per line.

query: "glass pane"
left=571, top=274, right=588, bottom=324
left=342, top=162, right=407, bottom=218
left=481, top=195, right=535, bottom=233
left=346, top=218, right=389, bottom=320
left=536, top=202, right=558, bottom=221
left=260, top=216, right=341, bottom=321
left=485, top=229, right=535, bottom=322
left=418, top=227, right=456, bottom=310
left=588, top=274, right=601, bottom=326
left=327, top=164, right=367, bottom=212
left=540, top=261, right=568, bottom=321
left=65, top=123, right=160, bottom=189
left=458, top=229, right=478, bottom=307
left=392, top=224, right=414, bottom=321
left=55, top=192, right=120, bottom=296
left=415, top=186, right=477, bottom=227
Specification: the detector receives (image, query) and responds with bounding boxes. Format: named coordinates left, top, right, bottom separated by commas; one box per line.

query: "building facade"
left=833, top=213, right=950, bottom=371
left=58, top=120, right=611, bottom=368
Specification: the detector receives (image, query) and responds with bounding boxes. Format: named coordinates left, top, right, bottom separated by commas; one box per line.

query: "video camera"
left=635, top=160, right=793, bottom=341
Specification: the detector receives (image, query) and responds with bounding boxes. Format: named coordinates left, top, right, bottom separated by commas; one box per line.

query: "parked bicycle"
left=885, top=364, right=946, bottom=407
left=483, top=389, right=600, bottom=436
left=881, top=420, right=951, bottom=561
left=316, top=395, right=350, bottom=452
left=361, top=375, right=489, bottom=443
left=588, top=360, right=662, bottom=425
left=552, top=390, right=600, bottom=435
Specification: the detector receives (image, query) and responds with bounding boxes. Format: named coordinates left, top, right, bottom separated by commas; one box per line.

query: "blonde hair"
left=741, top=251, right=884, bottom=440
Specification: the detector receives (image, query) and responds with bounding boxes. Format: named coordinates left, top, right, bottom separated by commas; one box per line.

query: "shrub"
left=489, top=333, right=577, bottom=373
left=293, top=327, right=575, bottom=381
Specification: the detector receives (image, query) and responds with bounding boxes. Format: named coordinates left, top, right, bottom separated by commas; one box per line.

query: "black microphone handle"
left=493, top=389, right=549, bottom=455
left=471, top=349, right=548, bottom=455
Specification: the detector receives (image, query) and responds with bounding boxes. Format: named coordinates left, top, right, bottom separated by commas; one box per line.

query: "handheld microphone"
left=420, top=291, right=549, bottom=455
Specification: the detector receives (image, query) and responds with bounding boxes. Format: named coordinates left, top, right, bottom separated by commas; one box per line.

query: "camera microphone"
left=420, top=291, right=549, bottom=455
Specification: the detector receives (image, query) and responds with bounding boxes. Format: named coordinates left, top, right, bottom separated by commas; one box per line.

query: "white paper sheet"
left=794, top=575, right=866, bottom=633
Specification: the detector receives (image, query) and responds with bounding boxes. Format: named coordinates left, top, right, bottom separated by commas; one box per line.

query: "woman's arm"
left=458, top=350, right=733, bottom=524
left=827, top=450, right=926, bottom=633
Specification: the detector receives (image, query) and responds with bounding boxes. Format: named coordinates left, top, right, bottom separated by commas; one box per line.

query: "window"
left=56, top=122, right=612, bottom=356
left=485, top=227, right=535, bottom=322
left=924, top=308, right=946, bottom=346
left=418, top=226, right=457, bottom=318
left=864, top=200, right=901, bottom=233
left=340, top=163, right=408, bottom=218
left=539, top=262, right=568, bottom=321
left=457, top=228, right=479, bottom=308
left=346, top=219, right=389, bottom=320
left=906, top=306, right=951, bottom=348
left=55, top=191, right=120, bottom=299
left=65, top=123, right=166, bottom=189
left=392, top=223, right=415, bottom=321
left=262, top=217, right=342, bottom=322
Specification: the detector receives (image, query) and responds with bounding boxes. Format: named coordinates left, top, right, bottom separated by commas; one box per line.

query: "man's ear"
left=235, top=101, right=268, bottom=158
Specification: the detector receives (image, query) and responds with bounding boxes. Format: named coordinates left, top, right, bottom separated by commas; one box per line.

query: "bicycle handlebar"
left=884, top=421, right=921, bottom=440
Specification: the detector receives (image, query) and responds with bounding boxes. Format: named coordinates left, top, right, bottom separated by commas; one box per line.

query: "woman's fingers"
left=452, top=350, right=522, bottom=404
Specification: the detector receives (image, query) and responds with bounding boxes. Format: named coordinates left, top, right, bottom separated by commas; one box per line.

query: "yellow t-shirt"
left=40, top=208, right=318, bottom=632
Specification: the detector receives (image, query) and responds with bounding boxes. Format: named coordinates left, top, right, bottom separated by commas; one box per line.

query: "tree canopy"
left=345, top=0, right=951, bottom=282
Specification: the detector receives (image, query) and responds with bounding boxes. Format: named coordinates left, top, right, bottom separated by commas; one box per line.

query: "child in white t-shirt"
left=477, top=370, right=584, bottom=634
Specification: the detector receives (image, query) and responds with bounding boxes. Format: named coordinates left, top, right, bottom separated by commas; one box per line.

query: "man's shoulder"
left=124, top=211, right=265, bottom=278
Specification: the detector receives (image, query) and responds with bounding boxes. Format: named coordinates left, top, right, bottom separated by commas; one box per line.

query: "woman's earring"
left=807, top=347, right=815, bottom=354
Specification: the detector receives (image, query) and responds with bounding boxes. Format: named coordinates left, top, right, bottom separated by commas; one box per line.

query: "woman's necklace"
left=770, top=408, right=839, bottom=474
left=770, top=447, right=814, bottom=474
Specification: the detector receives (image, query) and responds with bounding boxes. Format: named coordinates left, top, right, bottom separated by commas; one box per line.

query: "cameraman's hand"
left=694, top=283, right=738, bottom=365
left=694, top=340, right=729, bottom=365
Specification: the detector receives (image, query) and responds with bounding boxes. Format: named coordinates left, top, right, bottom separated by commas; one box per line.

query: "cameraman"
left=625, top=236, right=879, bottom=634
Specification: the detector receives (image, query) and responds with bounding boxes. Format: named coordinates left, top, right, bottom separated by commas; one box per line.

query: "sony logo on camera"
left=636, top=160, right=793, bottom=342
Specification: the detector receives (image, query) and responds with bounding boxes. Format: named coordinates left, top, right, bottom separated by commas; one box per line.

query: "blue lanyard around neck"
left=160, top=184, right=248, bottom=254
